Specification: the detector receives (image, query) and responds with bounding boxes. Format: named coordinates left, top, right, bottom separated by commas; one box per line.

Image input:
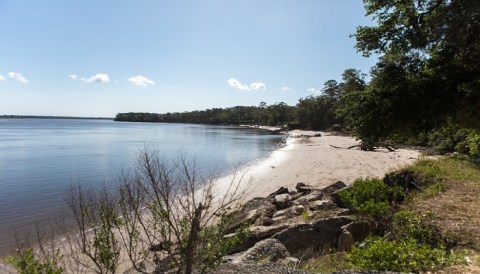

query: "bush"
left=5, top=247, right=63, bottom=274
left=338, top=178, right=404, bottom=222
left=348, top=238, right=447, bottom=272
left=392, top=210, right=441, bottom=246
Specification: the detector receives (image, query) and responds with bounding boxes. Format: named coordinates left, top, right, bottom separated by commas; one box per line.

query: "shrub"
left=5, top=247, right=63, bottom=274
left=348, top=238, right=447, bottom=272
left=392, top=210, right=440, bottom=246
left=338, top=178, right=404, bottom=222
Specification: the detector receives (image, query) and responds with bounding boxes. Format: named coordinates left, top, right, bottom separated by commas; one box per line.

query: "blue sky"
left=0, top=1, right=377, bottom=117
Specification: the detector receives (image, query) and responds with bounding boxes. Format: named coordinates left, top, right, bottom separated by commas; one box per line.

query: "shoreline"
left=215, top=129, right=421, bottom=203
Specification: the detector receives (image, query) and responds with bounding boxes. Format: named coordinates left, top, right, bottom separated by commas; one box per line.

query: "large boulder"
left=267, top=187, right=289, bottom=198
left=296, top=182, right=316, bottom=194
left=342, top=221, right=372, bottom=242
left=294, top=190, right=323, bottom=206
left=322, top=181, right=347, bottom=195
left=227, top=209, right=258, bottom=233
left=235, top=238, right=290, bottom=263
left=309, top=200, right=337, bottom=211
left=274, top=193, right=292, bottom=209
left=337, top=229, right=354, bottom=251
left=272, top=216, right=352, bottom=258
left=227, top=224, right=290, bottom=254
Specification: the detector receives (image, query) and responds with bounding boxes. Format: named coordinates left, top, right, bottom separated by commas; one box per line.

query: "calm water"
left=0, top=118, right=283, bottom=254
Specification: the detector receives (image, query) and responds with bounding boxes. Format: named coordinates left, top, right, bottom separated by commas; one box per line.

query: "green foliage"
left=392, top=210, right=440, bottom=246
left=338, top=178, right=404, bottom=221
left=5, top=247, right=63, bottom=274
left=196, top=221, right=252, bottom=273
left=347, top=237, right=447, bottom=272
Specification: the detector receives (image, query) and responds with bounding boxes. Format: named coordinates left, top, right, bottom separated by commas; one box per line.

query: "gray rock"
left=254, top=216, right=275, bottom=226
left=342, top=221, right=372, bottom=242
left=272, top=216, right=352, bottom=258
left=304, top=190, right=324, bottom=202
left=330, top=185, right=352, bottom=206
left=309, top=200, right=337, bottom=211
left=274, top=193, right=292, bottom=209
left=295, top=182, right=315, bottom=194
left=228, top=209, right=258, bottom=233
left=322, top=181, right=347, bottom=195
left=272, top=210, right=286, bottom=219
left=337, top=229, right=354, bottom=251
left=267, top=187, right=289, bottom=198
left=237, top=238, right=290, bottom=262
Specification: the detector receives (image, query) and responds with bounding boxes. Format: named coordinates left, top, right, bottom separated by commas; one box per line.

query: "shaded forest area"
left=117, top=0, right=480, bottom=158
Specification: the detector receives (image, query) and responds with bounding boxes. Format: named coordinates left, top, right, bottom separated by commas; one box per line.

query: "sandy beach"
left=218, top=129, right=421, bottom=202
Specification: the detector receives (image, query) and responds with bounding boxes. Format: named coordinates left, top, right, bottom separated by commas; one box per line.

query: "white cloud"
left=307, top=87, right=321, bottom=93
left=7, top=72, right=29, bottom=84
left=0, top=74, right=5, bottom=81
left=281, top=86, right=291, bottom=91
left=128, top=75, right=155, bottom=87
left=83, top=73, right=110, bottom=83
left=228, top=78, right=266, bottom=91
left=250, top=82, right=266, bottom=90
left=70, top=73, right=110, bottom=83
left=228, top=78, right=250, bottom=90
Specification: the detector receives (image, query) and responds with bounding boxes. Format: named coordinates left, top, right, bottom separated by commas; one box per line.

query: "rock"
left=330, top=186, right=352, bottom=206
left=290, top=192, right=304, bottom=201
left=272, top=210, right=286, bottom=219
left=342, top=221, right=372, bottom=242
left=334, top=208, right=351, bottom=216
left=272, top=216, right=286, bottom=223
left=227, top=224, right=291, bottom=254
left=228, top=209, right=258, bottom=233
left=274, top=193, right=292, bottom=209
left=267, top=187, right=289, bottom=198
left=240, top=197, right=276, bottom=218
left=309, top=200, right=337, bottom=211
left=273, top=216, right=352, bottom=258
left=251, top=224, right=291, bottom=239
left=290, top=205, right=305, bottom=216
left=293, top=197, right=308, bottom=206
left=255, top=216, right=275, bottom=226
left=337, top=230, right=354, bottom=251
left=237, top=238, right=290, bottom=263
left=322, top=181, right=347, bottom=195
left=295, top=190, right=324, bottom=205
left=305, top=190, right=324, bottom=202
left=295, top=182, right=315, bottom=194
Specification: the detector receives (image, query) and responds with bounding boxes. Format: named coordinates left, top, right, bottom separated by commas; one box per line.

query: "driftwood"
left=329, top=144, right=396, bottom=152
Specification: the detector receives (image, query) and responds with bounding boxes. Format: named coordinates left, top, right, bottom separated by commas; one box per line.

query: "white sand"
left=216, top=130, right=421, bottom=202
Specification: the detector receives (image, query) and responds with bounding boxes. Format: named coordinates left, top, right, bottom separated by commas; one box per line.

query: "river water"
left=0, top=118, right=284, bottom=254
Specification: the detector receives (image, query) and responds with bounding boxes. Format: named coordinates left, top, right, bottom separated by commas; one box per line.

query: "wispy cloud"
left=70, top=73, right=110, bottom=83
left=7, top=72, right=29, bottom=84
left=128, top=75, right=155, bottom=87
left=227, top=78, right=266, bottom=91
left=0, top=74, right=5, bottom=81
left=307, top=87, right=321, bottom=93
left=281, top=86, right=291, bottom=91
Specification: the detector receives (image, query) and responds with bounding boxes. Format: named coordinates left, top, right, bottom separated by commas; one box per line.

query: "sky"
left=0, top=1, right=377, bottom=117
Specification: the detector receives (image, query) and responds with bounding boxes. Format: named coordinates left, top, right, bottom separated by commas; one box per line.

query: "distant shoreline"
left=0, top=115, right=113, bottom=120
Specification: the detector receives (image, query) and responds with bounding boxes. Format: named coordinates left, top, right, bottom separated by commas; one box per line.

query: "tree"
left=116, top=149, right=249, bottom=273
left=340, top=0, right=480, bottom=148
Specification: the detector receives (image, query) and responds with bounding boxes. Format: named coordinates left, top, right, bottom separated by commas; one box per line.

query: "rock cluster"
left=225, top=181, right=372, bottom=265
